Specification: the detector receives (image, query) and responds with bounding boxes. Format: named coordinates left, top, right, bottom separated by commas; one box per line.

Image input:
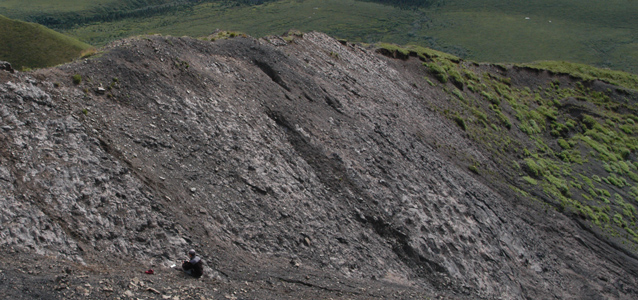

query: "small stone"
left=147, top=287, right=161, bottom=294
left=290, top=259, right=301, bottom=267
left=124, top=290, right=134, bottom=297
left=76, top=286, right=90, bottom=296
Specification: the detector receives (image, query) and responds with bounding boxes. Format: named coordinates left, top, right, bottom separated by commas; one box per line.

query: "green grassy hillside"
left=427, top=0, right=638, bottom=74
left=376, top=42, right=638, bottom=249
left=0, top=15, right=92, bottom=70
left=2, top=0, right=636, bottom=73
left=0, top=0, right=181, bottom=26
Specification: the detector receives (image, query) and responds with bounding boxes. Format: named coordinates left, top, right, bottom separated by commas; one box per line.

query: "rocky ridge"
left=1, top=32, right=637, bottom=299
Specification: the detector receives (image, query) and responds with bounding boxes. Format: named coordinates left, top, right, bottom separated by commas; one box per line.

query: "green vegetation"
left=45, top=0, right=426, bottom=47
left=205, top=30, right=248, bottom=41
left=453, top=115, right=466, bottom=131
left=2, top=0, right=635, bottom=74
left=429, top=0, right=638, bottom=74
left=0, top=15, right=92, bottom=70
left=426, top=63, right=448, bottom=83
left=2, top=0, right=637, bottom=250
left=72, top=74, right=82, bottom=85
left=373, top=41, right=638, bottom=250
left=522, top=61, right=638, bottom=91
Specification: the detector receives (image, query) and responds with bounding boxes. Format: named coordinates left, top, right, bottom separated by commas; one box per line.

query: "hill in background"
left=0, top=15, right=91, bottom=70
left=1, top=0, right=636, bottom=74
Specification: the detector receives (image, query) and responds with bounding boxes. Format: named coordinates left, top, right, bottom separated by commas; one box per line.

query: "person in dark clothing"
left=182, top=249, right=204, bottom=278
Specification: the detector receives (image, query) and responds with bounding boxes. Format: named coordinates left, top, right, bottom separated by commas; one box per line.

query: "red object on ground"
left=145, top=269, right=154, bottom=274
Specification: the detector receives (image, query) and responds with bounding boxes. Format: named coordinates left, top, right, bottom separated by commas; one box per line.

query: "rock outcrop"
left=0, top=60, right=14, bottom=73
left=0, top=32, right=637, bottom=299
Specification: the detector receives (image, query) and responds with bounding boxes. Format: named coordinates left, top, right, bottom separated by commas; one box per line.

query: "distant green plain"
left=1, top=0, right=636, bottom=73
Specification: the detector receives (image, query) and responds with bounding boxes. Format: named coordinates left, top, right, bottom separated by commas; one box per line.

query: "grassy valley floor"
left=1, top=0, right=636, bottom=73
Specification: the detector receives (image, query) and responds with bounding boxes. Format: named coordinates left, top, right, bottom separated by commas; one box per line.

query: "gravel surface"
left=0, top=32, right=636, bottom=299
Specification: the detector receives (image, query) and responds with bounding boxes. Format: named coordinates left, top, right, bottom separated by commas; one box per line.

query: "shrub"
left=72, top=74, right=82, bottom=85
left=471, top=108, right=487, bottom=121
left=523, top=158, right=542, bottom=178
left=490, top=105, right=511, bottom=129
left=523, top=176, right=538, bottom=185
left=620, top=125, right=633, bottom=134
left=481, top=91, right=499, bottom=105
left=426, top=63, right=448, bottom=83
left=597, top=188, right=610, bottom=197
left=452, top=88, right=465, bottom=101
left=558, top=139, right=571, bottom=149
left=613, top=213, right=625, bottom=227
left=582, top=115, right=598, bottom=129
left=449, top=70, right=464, bottom=89
left=453, top=116, right=467, bottom=131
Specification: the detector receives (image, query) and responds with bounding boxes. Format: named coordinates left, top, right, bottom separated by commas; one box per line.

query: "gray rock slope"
left=1, top=32, right=637, bottom=299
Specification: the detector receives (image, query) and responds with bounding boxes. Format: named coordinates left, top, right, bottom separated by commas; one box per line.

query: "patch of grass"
left=207, top=30, right=247, bottom=41
left=523, top=176, right=538, bottom=185
left=451, top=88, right=465, bottom=101
left=481, top=91, right=499, bottom=105
left=453, top=115, right=467, bottom=131
left=468, top=164, right=479, bottom=174
left=377, top=42, right=410, bottom=57
left=523, top=158, right=543, bottom=178
left=523, top=61, right=638, bottom=91
left=448, top=70, right=465, bottom=89
left=490, top=104, right=512, bottom=129
left=426, top=62, right=448, bottom=83
left=72, top=74, right=82, bottom=85
left=558, top=139, right=571, bottom=149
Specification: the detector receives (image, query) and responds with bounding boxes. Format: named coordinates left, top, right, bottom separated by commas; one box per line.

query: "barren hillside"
left=1, top=32, right=637, bottom=299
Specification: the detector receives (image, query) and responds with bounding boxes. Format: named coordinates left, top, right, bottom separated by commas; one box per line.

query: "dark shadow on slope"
left=254, top=60, right=290, bottom=92
left=265, top=108, right=449, bottom=287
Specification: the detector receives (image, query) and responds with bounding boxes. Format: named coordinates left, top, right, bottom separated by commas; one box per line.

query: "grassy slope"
left=377, top=43, right=638, bottom=251
left=0, top=0, right=170, bottom=18
left=0, top=15, right=92, bottom=70
left=61, top=0, right=418, bottom=46
left=3, top=0, right=636, bottom=73
left=0, top=0, right=110, bottom=14
left=429, top=0, right=638, bottom=73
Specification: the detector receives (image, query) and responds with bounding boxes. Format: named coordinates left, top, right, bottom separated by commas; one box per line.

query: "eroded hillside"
left=1, top=32, right=637, bottom=299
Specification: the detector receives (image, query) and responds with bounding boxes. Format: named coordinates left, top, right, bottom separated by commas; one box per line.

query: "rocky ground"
left=1, top=32, right=637, bottom=299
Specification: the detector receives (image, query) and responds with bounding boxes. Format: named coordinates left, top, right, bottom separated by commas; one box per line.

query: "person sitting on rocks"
left=182, top=249, right=204, bottom=278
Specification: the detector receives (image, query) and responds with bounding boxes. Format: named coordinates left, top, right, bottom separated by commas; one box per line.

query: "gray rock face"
left=0, top=61, right=14, bottom=73
left=0, top=33, right=636, bottom=299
